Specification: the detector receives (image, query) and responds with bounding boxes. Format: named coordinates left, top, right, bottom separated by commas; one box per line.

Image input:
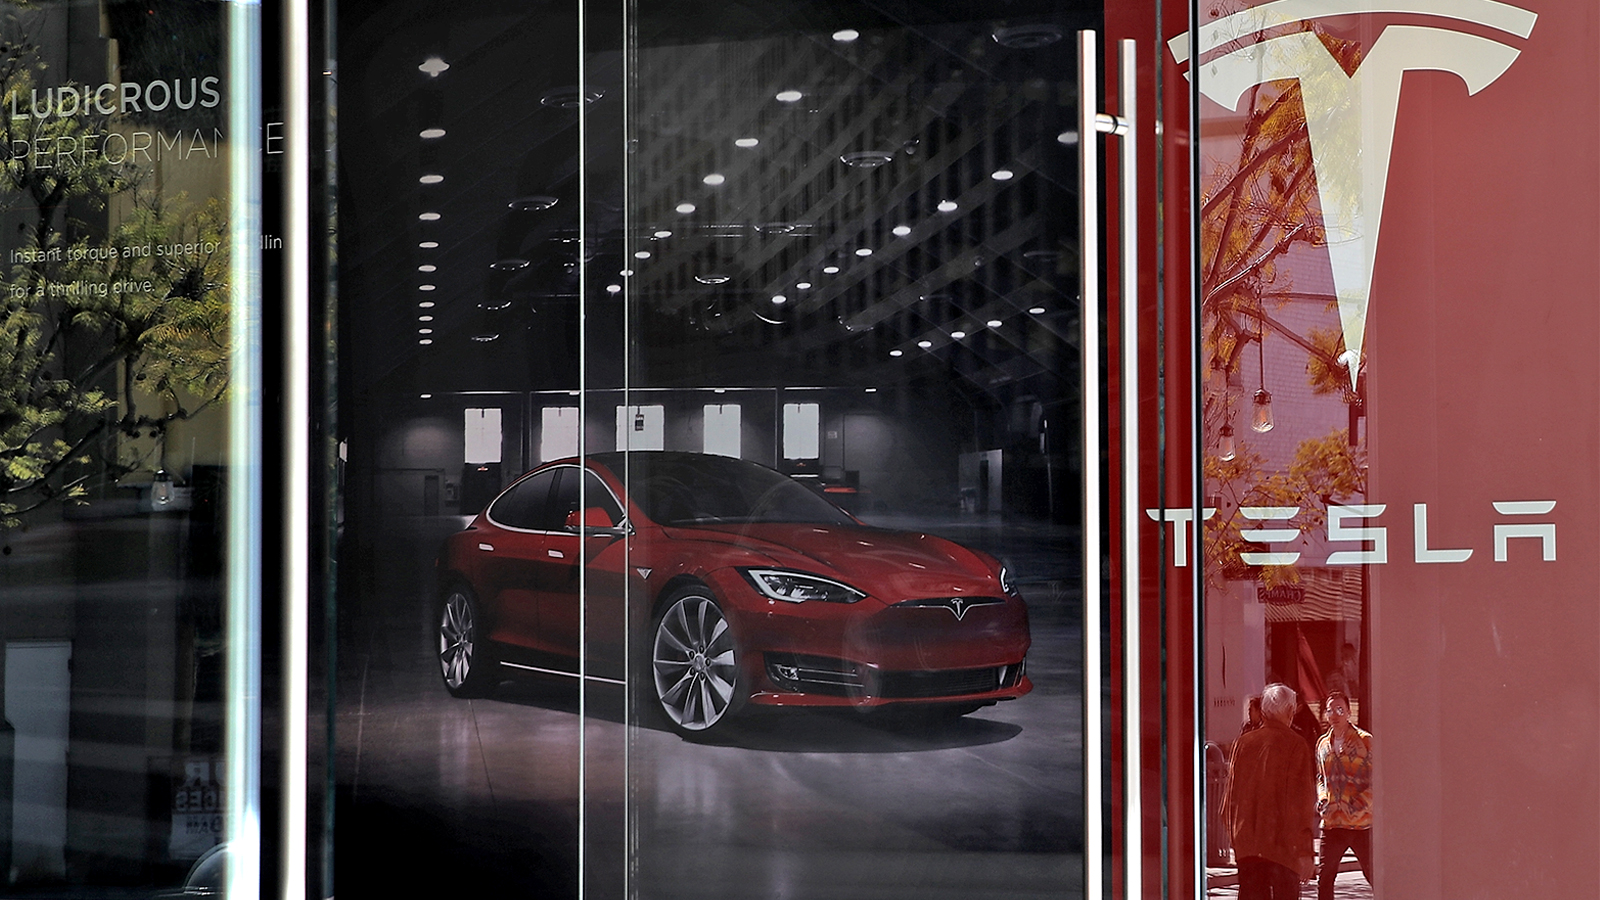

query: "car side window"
left=551, top=467, right=625, bottom=528
left=487, top=469, right=558, bottom=530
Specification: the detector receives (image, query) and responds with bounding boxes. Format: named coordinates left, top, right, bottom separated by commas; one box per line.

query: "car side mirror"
left=565, top=506, right=627, bottom=538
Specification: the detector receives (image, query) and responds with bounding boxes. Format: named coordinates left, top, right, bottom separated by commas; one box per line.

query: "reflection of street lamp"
left=1218, top=423, right=1237, bottom=461
left=152, top=468, right=174, bottom=506
left=1251, top=388, right=1274, bottom=433
left=1252, top=313, right=1274, bottom=432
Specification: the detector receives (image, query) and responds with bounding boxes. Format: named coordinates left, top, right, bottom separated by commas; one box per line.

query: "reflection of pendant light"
left=1251, top=388, right=1274, bottom=433
left=152, top=469, right=174, bottom=506
left=634, top=410, right=646, bottom=432
left=1218, top=424, right=1237, bottom=461
left=1252, top=313, right=1274, bottom=433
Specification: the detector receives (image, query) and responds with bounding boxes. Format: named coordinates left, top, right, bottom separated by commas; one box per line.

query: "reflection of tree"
left=1203, top=430, right=1366, bottom=589
left=0, top=41, right=229, bottom=526
left=1199, top=26, right=1367, bottom=584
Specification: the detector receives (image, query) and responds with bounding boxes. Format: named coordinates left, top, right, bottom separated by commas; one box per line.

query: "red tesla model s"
left=435, top=451, right=1031, bottom=735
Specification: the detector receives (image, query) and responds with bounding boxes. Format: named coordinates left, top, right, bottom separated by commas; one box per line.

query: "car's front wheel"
left=650, top=588, right=745, bottom=735
left=438, top=584, right=497, bottom=697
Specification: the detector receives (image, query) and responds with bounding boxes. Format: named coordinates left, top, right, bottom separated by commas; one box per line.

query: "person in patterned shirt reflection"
left=1316, top=690, right=1373, bottom=899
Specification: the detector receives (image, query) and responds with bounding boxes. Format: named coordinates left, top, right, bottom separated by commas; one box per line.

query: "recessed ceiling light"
left=917, top=340, right=933, bottom=349
left=937, top=200, right=958, bottom=212
left=606, top=284, right=622, bottom=294
left=419, top=56, right=449, bottom=77
left=489, top=259, right=529, bottom=271
left=418, top=338, right=433, bottom=345
left=703, top=173, right=725, bottom=186
left=419, top=174, right=444, bottom=184
left=419, top=284, right=436, bottom=291
left=419, top=127, right=445, bottom=139
left=418, top=264, right=436, bottom=272
left=991, top=24, right=1064, bottom=48
left=695, top=273, right=730, bottom=285
left=507, top=196, right=558, bottom=212
left=419, top=241, right=439, bottom=249
left=418, top=328, right=433, bottom=334
left=992, top=169, right=1015, bottom=181
left=771, top=294, right=788, bottom=304
left=418, top=315, right=434, bottom=322
left=634, top=250, right=651, bottom=259
left=840, top=150, right=894, bottom=168
left=418, top=301, right=436, bottom=308
left=1057, top=131, right=1079, bottom=145
left=775, top=90, right=803, bottom=102
left=892, top=224, right=912, bottom=237
left=987, top=319, right=1003, bottom=328
left=822, top=265, right=840, bottom=274
left=889, top=349, right=904, bottom=357
left=419, top=393, right=432, bottom=399
left=864, top=387, right=878, bottom=393
left=620, top=268, right=635, bottom=277
left=653, top=230, right=673, bottom=238
left=1029, top=306, right=1047, bottom=314
left=676, top=202, right=696, bottom=214
left=540, top=86, right=605, bottom=108
left=418, top=212, right=440, bottom=221
left=833, top=28, right=860, bottom=42
left=796, top=282, right=812, bottom=289
left=735, top=137, right=759, bottom=148
left=854, top=248, right=872, bottom=257
left=951, top=330, right=967, bottom=339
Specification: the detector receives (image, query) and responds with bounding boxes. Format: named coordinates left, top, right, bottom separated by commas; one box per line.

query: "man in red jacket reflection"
left=1224, top=682, right=1316, bottom=899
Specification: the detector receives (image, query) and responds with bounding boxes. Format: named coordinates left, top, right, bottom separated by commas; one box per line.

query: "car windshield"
left=594, top=452, right=854, bottom=526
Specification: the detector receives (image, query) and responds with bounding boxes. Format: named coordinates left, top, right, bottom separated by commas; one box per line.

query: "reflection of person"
left=1240, top=695, right=1264, bottom=736
left=1224, top=683, right=1316, bottom=899
left=1316, top=690, right=1373, bottom=900
left=1325, top=642, right=1360, bottom=701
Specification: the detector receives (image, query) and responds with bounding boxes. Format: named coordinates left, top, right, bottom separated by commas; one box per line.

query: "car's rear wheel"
left=439, top=584, right=497, bottom=697
left=650, top=588, right=744, bottom=735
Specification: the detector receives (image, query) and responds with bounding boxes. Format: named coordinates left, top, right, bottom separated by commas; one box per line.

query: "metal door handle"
left=1079, top=30, right=1139, bottom=900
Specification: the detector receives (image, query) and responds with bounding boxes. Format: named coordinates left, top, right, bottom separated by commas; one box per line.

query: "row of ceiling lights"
left=407, top=47, right=1052, bottom=353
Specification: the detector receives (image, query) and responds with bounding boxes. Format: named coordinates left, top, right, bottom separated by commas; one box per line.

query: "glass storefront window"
left=0, top=0, right=268, bottom=894
left=334, top=0, right=1099, bottom=896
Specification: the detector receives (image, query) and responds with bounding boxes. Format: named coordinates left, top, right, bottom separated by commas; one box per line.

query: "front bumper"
left=701, top=568, right=1033, bottom=708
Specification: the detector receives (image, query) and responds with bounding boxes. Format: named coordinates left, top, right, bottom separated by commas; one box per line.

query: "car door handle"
left=478, top=543, right=495, bottom=552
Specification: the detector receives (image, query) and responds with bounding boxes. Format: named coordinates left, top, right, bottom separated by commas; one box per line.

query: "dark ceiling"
left=337, top=0, right=1100, bottom=407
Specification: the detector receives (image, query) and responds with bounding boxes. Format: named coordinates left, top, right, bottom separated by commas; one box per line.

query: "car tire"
left=649, top=586, right=745, bottom=736
left=438, top=584, right=498, bottom=698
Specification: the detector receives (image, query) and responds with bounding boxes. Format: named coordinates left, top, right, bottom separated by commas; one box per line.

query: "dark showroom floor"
left=335, top=515, right=1085, bottom=899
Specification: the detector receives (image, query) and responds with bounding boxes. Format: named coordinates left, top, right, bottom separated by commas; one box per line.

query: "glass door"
left=1183, top=0, right=1600, bottom=897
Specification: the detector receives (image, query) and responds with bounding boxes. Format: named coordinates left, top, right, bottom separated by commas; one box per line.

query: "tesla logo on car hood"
left=1168, top=0, right=1537, bottom=387
left=897, top=596, right=1006, bottom=621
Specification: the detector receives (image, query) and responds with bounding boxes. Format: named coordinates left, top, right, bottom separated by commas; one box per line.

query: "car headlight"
left=998, top=564, right=1019, bottom=598
left=741, top=569, right=866, bottom=604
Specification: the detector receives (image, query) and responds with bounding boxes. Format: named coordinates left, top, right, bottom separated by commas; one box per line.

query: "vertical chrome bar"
left=1078, top=29, right=1104, bottom=900
left=224, top=2, right=264, bottom=897
left=1117, top=37, right=1142, bottom=900
left=282, top=0, right=312, bottom=896
left=576, top=1, right=590, bottom=894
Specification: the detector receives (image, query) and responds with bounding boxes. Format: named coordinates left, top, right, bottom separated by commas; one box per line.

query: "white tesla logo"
left=1170, top=0, right=1538, bottom=386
